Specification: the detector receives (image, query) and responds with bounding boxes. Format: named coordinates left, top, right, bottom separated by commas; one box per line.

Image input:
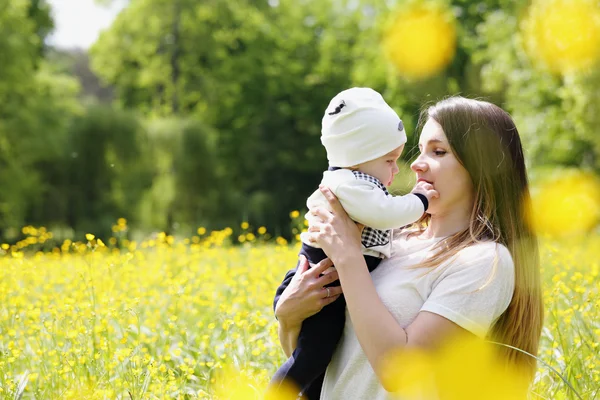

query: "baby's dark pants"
left=271, top=243, right=381, bottom=400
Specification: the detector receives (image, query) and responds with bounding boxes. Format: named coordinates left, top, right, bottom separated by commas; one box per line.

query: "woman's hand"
left=275, top=255, right=343, bottom=356
left=305, top=185, right=363, bottom=265
left=274, top=255, right=342, bottom=329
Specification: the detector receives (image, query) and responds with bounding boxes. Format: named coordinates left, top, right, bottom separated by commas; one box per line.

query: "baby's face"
left=356, top=145, right=404, bottom=187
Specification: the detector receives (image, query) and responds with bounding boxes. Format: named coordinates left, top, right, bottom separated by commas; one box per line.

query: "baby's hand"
left=412, top=180, right=439, bottom=202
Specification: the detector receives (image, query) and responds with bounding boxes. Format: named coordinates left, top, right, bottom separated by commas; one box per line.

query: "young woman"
left=274, top=97, right=543, bottom=399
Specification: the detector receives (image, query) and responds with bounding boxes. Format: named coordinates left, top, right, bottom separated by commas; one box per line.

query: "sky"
left=46, top=0, right=127, bottom=49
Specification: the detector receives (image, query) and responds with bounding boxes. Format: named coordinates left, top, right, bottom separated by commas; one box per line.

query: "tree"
left=469, top=6, right=600, bottom=172
left=0, top=0, right=80, bottom=238
left=90, top=0, right=600, bottom=235
left=91, top=0, right=369, bottom=232
left=65, top=105, right=153, bottom=238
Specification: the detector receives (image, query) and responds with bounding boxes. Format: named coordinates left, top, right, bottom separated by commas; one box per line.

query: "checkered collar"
left=328, top=166, right=389, bottom=195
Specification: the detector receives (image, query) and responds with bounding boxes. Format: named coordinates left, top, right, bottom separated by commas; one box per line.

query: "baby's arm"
left=335, top=181, right=427, bottom=230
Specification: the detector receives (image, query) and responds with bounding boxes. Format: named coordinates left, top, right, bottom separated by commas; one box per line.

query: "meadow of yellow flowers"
left=0, top=214, right=598, bottom=399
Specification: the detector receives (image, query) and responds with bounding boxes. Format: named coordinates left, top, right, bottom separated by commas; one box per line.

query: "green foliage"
left=134, top=118, right=180, bottom=232
left=0, top=1, right=80, bottom=239
left=86, top=0, right=600, bottom=235
left=66, top=105, right=152, bottom=237
left=90, top=0, right=371, bottom=233
left=135, top=118, right=241, bottom=235
left=172, top=120, right=224, bottom=231
left=27, top=0, right=55, bottom=57
left=470, top=8, right=600, bottom=172
left=1, top=0, right=599, bottom=237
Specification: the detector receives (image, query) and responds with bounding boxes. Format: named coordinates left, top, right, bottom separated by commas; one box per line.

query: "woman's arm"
left=278, top=320, right=301, bottom=358
left=274, top=256, right=342, bottom=356
left=307, top=186, right=467, bottom=390
left=332, top=250, right=466, bottom=374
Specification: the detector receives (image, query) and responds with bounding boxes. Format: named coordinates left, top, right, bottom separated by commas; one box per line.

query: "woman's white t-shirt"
left=319, top=231, right=515, bottom=400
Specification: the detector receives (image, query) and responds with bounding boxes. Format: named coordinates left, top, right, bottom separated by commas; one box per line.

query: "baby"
left=271, top=87, right=436, bottom=399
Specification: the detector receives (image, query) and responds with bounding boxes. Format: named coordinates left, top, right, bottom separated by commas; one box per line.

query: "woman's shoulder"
left=456, top=240, right=512, bottom=261
left=392, top=229, right=514, bottom=273
left=449, top=240, right=514, bottom=275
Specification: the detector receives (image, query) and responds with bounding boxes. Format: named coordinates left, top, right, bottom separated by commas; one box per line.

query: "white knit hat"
left=321, top=87, right=407, bottom=167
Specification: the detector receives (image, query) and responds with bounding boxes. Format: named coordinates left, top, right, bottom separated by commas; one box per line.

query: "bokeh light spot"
left=214, top=366, right=300, bottom=400
left=529, top=170, right=600, bottom=238
left=380, top=335, right=529, bottom=399
left=522, top=0, right=600, bottom=74
left=382, top=2, right=457, bottom=79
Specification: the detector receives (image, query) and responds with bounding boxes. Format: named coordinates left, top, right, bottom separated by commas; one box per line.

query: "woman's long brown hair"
left=411, top=96, right=543, bottom=377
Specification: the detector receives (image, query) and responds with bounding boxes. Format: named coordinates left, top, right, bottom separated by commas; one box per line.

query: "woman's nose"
left=411, top=157, right=428, bottom=173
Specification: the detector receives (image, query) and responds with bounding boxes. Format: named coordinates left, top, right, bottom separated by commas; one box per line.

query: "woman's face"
left=411, top=118, right=474, bottom=218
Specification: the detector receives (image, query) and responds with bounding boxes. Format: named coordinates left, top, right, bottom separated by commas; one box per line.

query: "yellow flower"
left=197, top=227, right=207, bottom=235
left=522, top=0, right=600, bottom=74
left=2, top=217, right=596, bottom=398
left=381, top=335, right=529, bottom=399
left=257, top=226, right=267, bottom=235
left=289, top=210, right=300, bottom=219
left=85, top=233, right=95, bottom=241
left=214, top=366, right=298, bottom=400
left=529, top=170, right=600, bottom=237
left=382, top=2, right=457, bottom=79
left=241, top=222, right=249, bottom=230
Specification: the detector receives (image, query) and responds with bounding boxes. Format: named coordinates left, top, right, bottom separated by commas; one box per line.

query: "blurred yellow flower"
left=241, top=222, right=250, bottom=230
left=214, top=366, right=298, bottom=400
left=382, top=2, right=456, bottom=79
left=212, top=367, right=258, bottom=400
left=258, top=226, right=267, bottom=235
left=85, top=234, right=95, bottom=241
left=289, top=211, right=300, bottom=219
left=264, top=380, right=301, bottom=400
left=530, top=170, right=600, bottom=237
left=197, top=227, right=207, bottom=235
left=522, top=0, right=600, bottom=74
left=381, top=335, right=529, bottom=399
left=381, top=346, right=435, bottom=396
